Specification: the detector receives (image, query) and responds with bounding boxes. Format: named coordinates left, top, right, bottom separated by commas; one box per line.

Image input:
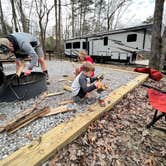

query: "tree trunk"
left=0, top=0, right=7, bottom=34
left=18, top=0, right=29, bottom=32
left=161, top=26, right=166, bottom=70
left=149, top=0, right=164, bottom=70
left=71, top=0, right=75, bottom=38
left=54, top=0, right=58, bottom=51
left=79, top=5, right=83, bottom=36
left=58, top=0, right=61, bottom=52
left=10, top=0, right=18, bottom=32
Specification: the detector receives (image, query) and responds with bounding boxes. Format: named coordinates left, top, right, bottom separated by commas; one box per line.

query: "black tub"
left=0, top=70, right=6, bottom=95
left=0, top=72, right=47, bottom=102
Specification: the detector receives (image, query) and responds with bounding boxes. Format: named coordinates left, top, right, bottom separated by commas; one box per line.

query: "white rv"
left=64, top=24, right=152, bottom=63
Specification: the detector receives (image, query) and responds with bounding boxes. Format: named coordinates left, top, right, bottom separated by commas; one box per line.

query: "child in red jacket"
left=74, top=50, right=94, bottom=77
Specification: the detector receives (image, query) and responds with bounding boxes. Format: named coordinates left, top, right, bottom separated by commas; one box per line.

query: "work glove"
left=24, top=69, right=32, bottom=76
left=97, top=74, right=104, bottom=81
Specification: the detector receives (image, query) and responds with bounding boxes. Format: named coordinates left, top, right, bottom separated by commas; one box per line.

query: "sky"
left=1, top=0, right=165, bottom=33
left=120, top=0, right=155, bottom=26
left=58, top=0, right=157, bottom=29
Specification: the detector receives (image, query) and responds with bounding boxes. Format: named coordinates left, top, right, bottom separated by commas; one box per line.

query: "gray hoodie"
left=11, top=32, right=41, bottom=69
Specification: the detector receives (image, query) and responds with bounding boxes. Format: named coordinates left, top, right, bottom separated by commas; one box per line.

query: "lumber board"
left=0, top=91, right=63, bottom=133
left=58, top=100, right=74, bottom=105
left=63, top=85, right=72, bottom=92
left=6, top=107, right=50, bottom=134
left=0, top=92, right=47, bottom=133
left=46, top=91, right=64, bottom=97
left=0, top=73, right=148, bottom=166
left=43, top=106, right=76, bottom=117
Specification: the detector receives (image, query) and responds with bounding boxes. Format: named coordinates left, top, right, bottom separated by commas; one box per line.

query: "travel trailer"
left=64, top=24, right=152, bottom=63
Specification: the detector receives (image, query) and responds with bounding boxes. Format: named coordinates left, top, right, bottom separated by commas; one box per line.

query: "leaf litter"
left=47, top=77, right=166, bottom=166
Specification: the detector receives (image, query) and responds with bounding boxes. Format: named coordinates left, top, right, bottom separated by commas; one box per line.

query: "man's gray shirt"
left=12, top=32, right=40, bottom=69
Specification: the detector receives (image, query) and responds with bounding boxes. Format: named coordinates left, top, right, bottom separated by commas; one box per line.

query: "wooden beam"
left=0, top=73, right=148, bottom=166
left=6, top=107, right=50, bottom=134
left=58, top=100, right=74, bottom=105
left=63, top=85, right=72, bottom=92
left=0, top=91, right=64, bottom=133
left=43, top=106, right=76, bottom=117
left=46, top=91, right=64, bottom=97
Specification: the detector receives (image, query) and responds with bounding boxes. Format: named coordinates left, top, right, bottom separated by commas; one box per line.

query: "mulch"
left=47, top=77, right=166, bottom=166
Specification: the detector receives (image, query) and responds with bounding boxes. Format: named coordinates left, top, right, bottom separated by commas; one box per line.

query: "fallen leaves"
left=47, top=78, right=166, bottom=165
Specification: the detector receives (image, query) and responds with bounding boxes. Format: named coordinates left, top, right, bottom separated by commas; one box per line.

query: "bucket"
left=0, top=72, right=47, bottom=102
left=0, top=70, right=6, bottom=95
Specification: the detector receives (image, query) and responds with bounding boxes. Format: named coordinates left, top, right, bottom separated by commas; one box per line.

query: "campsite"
left=0, top=0, right=166, bottom=166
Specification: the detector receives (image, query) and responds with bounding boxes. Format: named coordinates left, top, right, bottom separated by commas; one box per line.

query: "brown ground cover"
left=47, top=77, right=166, bottom=166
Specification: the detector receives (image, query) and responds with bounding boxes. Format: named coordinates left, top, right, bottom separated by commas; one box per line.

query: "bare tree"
left=58, top=0, right=61, bottom=51
left=95, top=0, right=106, bottom=32
left=142, top=16, right=153, bottom=24
left=10, top=0, right=19, bottom=31
left=16, top=0, right=29, bottom=32
left=149, top=0, right=164, bottom=70
left=54, top=0, right=58, bottom=49
left=0, top=0, right=7, bottom=34
left=70, top=0, right=77, bottom=37
left=106, top=0, right=129, bottom=31
left=54, top=0, right=62, bottom=52
left=161, top=26, right=166, bottom=70
left=34, top=0, right=54, bottom=52
left=77, top=0, right=93, bottom=35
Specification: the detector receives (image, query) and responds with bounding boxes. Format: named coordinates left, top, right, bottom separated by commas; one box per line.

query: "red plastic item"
left=149, top=69, right=163, bottom=81
left=134, top=68, right=163, bottom=81
left=134, top=67, right=150, bottom=73
left=148, top=89, right=166, bottom=113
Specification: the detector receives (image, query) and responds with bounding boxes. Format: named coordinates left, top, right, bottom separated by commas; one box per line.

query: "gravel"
left=0, top=60, right=139, bottom=160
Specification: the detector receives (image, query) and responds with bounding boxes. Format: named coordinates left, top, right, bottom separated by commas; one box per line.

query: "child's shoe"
left=98, top=98, right=106, bottom=107
left=86, top=97, right=96, bottom=105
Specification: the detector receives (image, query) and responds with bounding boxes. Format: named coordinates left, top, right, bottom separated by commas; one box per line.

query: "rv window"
left=73, top=42, right=80, bottom=49
left=104, top=37, right=108, bottom=46
left=83, top=42, right=86, bottom=49
left=66, top=43, right=72, bottom=49
left=127, top=34, right=137, bottom=42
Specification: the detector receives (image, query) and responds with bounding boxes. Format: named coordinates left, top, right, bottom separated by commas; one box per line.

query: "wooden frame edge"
left=0, top=73, right=148, bottom=166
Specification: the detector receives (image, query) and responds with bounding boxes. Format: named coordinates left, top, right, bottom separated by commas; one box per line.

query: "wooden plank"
left=63, top=85, right=72, bottom=92
left=0, top=73, right=148, bottom=166
left=58, top=100, right=74, bottom=105
left=43, top=106, right=76, bottom=117
left=6, top=107, right=50, bottom=134
left=0, top=92, right=47, bottom=133
left=46, top=91, right=64, bottom=97
left=0, top=91, right=64, bottom=133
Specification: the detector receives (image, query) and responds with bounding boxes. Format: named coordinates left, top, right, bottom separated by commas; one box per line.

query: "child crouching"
left=72, top=62, right=99, bottom=104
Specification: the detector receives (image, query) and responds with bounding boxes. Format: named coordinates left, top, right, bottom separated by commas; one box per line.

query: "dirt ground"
left=46, top=76, right=166, bottom=166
